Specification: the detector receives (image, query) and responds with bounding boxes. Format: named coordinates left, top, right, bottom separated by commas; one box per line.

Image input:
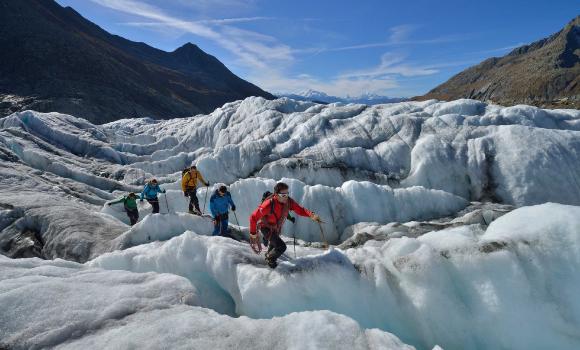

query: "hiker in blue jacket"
left=140, top=178, right=166, bottom=214
left=210, top=185, right=236, bottom=236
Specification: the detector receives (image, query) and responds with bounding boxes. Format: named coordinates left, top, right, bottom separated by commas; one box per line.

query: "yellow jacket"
left=182, top=169, right=207, bottom=191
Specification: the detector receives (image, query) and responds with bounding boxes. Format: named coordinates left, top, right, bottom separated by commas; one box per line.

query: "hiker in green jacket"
left=108, top=192, right=139, bottom=225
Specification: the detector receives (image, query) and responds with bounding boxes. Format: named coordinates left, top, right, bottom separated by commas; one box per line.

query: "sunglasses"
left=277, top=192, right=289, bottom=198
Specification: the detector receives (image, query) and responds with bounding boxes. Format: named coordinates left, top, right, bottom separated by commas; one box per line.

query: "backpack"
left=259, top=192, right=292, bottom=231
left=261, top=191, right=294, bottom=222
left=261, top=191, right=272, bottom=203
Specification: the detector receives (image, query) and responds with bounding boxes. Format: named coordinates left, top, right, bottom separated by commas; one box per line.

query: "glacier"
left=1, top=97, right=580, bottom=349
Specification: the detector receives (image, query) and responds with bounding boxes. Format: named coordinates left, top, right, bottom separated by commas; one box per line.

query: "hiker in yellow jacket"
left=182, top=165, right=209, bottom=214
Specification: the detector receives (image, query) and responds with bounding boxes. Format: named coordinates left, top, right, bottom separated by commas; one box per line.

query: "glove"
left=288, top=216, right=296, bottom=223
left=162, top=189, right=166, bottom=193
left=107, top=203, right=112, bottom=206
left=249, top=232, right=262, bottom=254
left=310, top=213, right=322, bottom=223
left=205, top=182, right=210, bottom=187
left=231, top=205, right=236, bottom=211
left=183, top=192, right=188, bottom=197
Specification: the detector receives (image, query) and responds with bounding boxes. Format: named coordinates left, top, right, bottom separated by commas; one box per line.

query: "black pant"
left=185, top=188, right=200, bottom=212
left=147, top=199, right=160, bottom=214
left=213, top=213, right=229, bottom=236
left=262, top=228, right=286, bottom=262
left=126, top=208, right=139, bottom=225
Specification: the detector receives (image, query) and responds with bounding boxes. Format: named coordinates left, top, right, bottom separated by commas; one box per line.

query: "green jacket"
left=110, top=196, right=138, bottom=210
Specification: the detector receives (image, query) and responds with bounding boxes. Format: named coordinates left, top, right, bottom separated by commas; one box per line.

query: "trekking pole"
left=233, top=211, right=240, bottom=226
left=230, top=211, right=240, bottom=240
left=293, top=231, right=297, bottom=259
left=164, top=193, right=170, bottom=214
left=202, top=186, right=209, bottom=214
left=318, top=222, right=328, bottom=249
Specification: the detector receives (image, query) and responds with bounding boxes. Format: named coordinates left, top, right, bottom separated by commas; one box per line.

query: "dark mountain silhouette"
left=416, top=16, right=580, bottom=109
left=0, top=0, right=274, bottom=123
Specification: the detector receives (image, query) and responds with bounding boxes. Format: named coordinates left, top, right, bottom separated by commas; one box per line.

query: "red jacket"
left=249, top=196, right=312, bottom=234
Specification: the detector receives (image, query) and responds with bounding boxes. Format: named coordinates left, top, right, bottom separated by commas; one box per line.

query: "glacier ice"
left=0, top=255, right=413, bottom=350
left=3, top=97, right=580, bottom=208
left=2, top=97, right=580, bottom=349
left=87, top=203, right=580, bottom=350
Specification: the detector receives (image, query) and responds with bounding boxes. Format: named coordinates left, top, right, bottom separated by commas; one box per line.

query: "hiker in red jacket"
left=249, top=182, right=321, bottom=268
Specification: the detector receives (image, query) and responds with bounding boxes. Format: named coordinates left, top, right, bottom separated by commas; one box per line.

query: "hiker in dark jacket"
left=249, top=182, right=321, bottom=268
left=108, top=192, right=139, bottom=225
left=210, top=185, right=236, bottom=236
left=182, top=165, right=209, bottom=214
left=140, top=179, right=166, bottom=214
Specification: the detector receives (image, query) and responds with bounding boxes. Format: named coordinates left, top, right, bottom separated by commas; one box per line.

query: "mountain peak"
left=0, top=0, right=273, bottom=123
left=173, top=42, right=202, bottom=53
left=297, top=89, right=331, bottom=99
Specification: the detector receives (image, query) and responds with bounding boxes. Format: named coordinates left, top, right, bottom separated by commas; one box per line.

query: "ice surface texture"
left=1, top=203, right=579, bottom=349
left=2, top=97, right=580, bottom=349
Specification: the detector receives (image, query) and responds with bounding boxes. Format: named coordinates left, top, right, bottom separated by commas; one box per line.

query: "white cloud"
left=91, top=0, right=293, bottom=70
left=252, top=50, right=447, bottom=97
left=469, top=43, right=526, bottom=55
left=307, top=32, right=470, bottom=54
left=250, top=69, right=399, bottom=97
left=339, top=53, right=439, bottom=79
left=388, top=24, right=415, bottom=43
left=89, top=1, right=448, bottom=97
left=120, top=17, right=274, bottom=27
left=171, top=0, right=257, bottom=12
left=198, top=17, right=274, bottom=25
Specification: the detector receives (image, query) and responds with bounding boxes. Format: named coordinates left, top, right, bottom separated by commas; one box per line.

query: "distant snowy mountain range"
left=277, top=89, right=407, bottom=104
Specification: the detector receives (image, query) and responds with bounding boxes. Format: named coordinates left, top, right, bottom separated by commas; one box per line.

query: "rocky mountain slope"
left=417, top=16, right=580, bottom=109
left=0, top=0, right=273, bottom=123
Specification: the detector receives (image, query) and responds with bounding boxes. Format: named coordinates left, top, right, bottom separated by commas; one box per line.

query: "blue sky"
left=56, top=0, right=578, bottom=97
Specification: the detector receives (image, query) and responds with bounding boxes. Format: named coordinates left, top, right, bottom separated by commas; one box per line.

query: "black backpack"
left=261, top=191, right=272, bottom=203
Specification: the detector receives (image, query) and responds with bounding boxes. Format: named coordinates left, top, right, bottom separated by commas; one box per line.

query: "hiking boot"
left=265, top=255, right=277, bottom=269
left=188, top=209, right=200, bottom=215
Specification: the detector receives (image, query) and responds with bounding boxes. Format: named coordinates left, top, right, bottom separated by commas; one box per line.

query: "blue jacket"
left=210, top=190, right=235, bottom=217
left=140, top=183, right=165, bottom=200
